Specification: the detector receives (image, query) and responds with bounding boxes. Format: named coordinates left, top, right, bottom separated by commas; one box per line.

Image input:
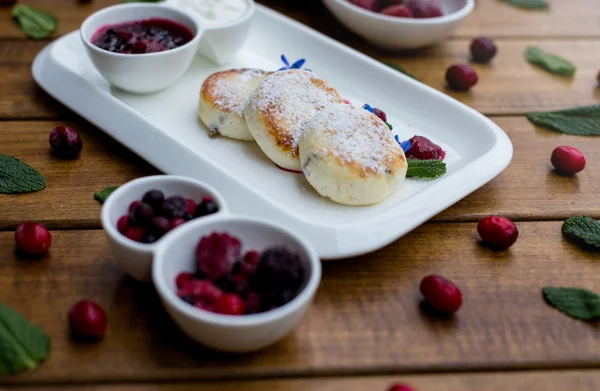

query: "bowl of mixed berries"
left=152, top=215, right=321, bottom=353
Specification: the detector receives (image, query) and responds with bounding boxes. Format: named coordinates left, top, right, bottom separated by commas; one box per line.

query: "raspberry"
left=195, top=232, right=242, bottom=281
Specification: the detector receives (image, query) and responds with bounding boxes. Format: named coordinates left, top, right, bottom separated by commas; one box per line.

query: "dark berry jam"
left=92, top=18, right=194, bottom=54
left=405, top=135, right=446, bottom=161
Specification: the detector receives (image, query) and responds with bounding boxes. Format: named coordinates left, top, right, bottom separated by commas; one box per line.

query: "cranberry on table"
left=477, top=215, right=518, bottom=249
left=419, top=275, right=463, bottom=314
left=15, top=222, right=52, bottom=256
left=445, top=64, right=478, bottom=91
left=551, top=146, right=586, bottom=176
left=68, top=300, right=107, bottom=339
left=381, top=5, right=413, bottom=17
left=388, top=384, right=416, bottom=391
left=49, top=126, right=83, bottom=159
left=470, top=36, right=497, bottom=63
left=215, top=293, right=246, bottom=315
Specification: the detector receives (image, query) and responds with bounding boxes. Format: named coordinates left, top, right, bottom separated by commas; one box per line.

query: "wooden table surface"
left=1, top=0, right=599, bottom=390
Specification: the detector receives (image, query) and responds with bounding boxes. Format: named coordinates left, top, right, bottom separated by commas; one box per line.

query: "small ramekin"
left=101, top=175, right=228, bottom=282
left=80, top=3, right=203, bottom=93
left=152, top=215, right=321, bottom=353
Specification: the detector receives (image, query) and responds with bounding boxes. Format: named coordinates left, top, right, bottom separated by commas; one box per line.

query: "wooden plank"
left=10, top=370, right=600, bottom=391
left=2, top=117, right=599, bottom=230
left=1, top=0, right=599, bottom=39
left=0, top=121, right=158, bottom=229
left=0, top=223, right=599, bottom=383
left=1, top=39, right=599, bottom=120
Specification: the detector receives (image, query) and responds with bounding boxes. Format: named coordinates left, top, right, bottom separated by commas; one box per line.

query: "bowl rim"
left=101, top=175, right=229, bottom=252
left=80, top=2, right=203, bottom=59
left=152, top=214, right=322, bottom=327
left=332, top=0, right=475, bottom=25
left=163, top=0, right=256, bottom=31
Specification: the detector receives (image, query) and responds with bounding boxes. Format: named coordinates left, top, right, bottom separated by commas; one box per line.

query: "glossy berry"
left=551, top=146, right=586, bottom=176
left=169, top=217, right=186, bottom=230
left=381, top=5, right=413, bottom=17
left=372, top=108, right=388, bottom=122
left=133, top=202, right=154, bottom=225
left=420, top=275, right=463, bottom=314
left=128, top=200, right=141, bottom=214
left=388, top=384, right=416, bottom=391
left=142, top=189, right=164, bottom=212
left=49, top=126, right=83, bottom=159
left=244, top=250, right=260, bottom=265
left=403, top=0, right=443, bottom=18
left=215, top=293, right=246, bottom=315
left=184, top=198, right=197, bottom=215
left=405, top=135, right=445, bottom=161
left=125, top=226, right=146, bottom=242
left=445, top=64, right=478, bottom=91
left=116, top=215, right=129, bottom=234
left=477, top=216, right=518, bottom=249
left=195, top=199, right=219, bottom=218
left=68, top=300, right=107, bottom=339
left=15, top=222, right=52, bottom=256
left=162, top=196, right=187, bottom=218
left=470, top=36, right=497, bottom=63
left=196, top=232, right=242, bottom=280
left=150, top=216, right=170, bottom=236
left=175, top=272, right=193, bottom=289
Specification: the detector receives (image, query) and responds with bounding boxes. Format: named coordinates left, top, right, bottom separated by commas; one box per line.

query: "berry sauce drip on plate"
left=92, top=18, right=194, bottom=54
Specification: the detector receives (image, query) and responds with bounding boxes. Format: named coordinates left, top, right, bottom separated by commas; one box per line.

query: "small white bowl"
left=101, top=175, right=228, bottom=282
left=165, top=0, right=255, bottom=65
left=152, top=215, right=321, bottom=353
left=322, top=0, right=474, bottom=50
left=80, top=3, right=203, bottom=94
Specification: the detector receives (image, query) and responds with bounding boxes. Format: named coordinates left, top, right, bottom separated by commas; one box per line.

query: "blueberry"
left=195, top=200, right=219, bottom=218
left=142, top=190, right=164, bottom=212
left=133, top=202, right=154, bottom=225
left=162, top=196, right=186, bottom=218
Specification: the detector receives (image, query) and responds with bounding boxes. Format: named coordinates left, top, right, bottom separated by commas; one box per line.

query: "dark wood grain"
left=0, top=223, right=598, bottom=384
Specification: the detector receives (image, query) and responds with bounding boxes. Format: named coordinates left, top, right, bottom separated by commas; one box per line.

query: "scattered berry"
left=215, top=293, right=246, bottom=315
left=551, top=146, right=586, bottom=176
left=15, top=222, right=52, bottom=256
left=405, top=135, right=446, bottom=160
left=445, top=64, right=478, bottom=91
left=117, top=215, right=129, bottom=234
left=244, top=250, right=260, bottom=265
left=477, top=216, right=518, bottom=249
left=68, top=300, right=107, bottom=339
left=381, top=5, right=413, bottom=17
left=49, top=126, right=83, bottom=159
left=419, top=275, right=463, bottom=314
left=162, top=196, right=187, bottom=218
left=372, top=108, right=388, bottom=122
left=142, top=189, right=164, bottom=212
left=196, top=232, right=242, bottom=280
left=403, top=0, right=443, bottom=18
left=125, top=226, right=146, bottom=242
left=470, top=36, right=497, bottom=63
left=388, top=384, right=416, bottom=391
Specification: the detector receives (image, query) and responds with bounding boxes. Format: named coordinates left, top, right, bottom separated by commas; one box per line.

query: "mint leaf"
left=94, top=186, right=119, bottom=203
left=0, top=155, right=46, bottom=194
left=11, top=4, right=57, bottom=40
left=527, top=105, right=600, bottom=136
left=505, top=0, right=549, bottom=10
left=383, top=62, right=420, bottom=81
left=386, top=123, right=393, bottom=130
left=0, top=301, right=51, bottom=374
left=562, top=216, right=600, bottom=249
left=543, top=287, right=600, bottom=321
left=525, top=46, right=576, bottom=77
left=406, top=159, right=446, bottom=179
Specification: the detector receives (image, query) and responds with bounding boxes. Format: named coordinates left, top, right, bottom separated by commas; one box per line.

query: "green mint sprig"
left=0, top=301, right=51, bottom=374
left=562, top=216, right=600, bottom=250
left=407, top=159, right=446, bottom=179
left=525, top=46, right=576, bottom=77
left=527, top=105, right=600, bottom=136
left=0, top=155, right=46, bottom=194
left=11, top=4, right=58, bottom=40
left=94, top=186, right=119, bottom=203
left=505, top=0, right=549, bottom=10
left=543, top=287, right=600, bottom=321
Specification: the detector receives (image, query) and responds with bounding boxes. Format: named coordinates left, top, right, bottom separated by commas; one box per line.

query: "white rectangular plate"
left=32, top=5, right=512, bottom=260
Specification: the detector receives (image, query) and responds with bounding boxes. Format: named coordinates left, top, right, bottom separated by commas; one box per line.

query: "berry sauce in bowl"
left=91, top=18, right=194, bottom=54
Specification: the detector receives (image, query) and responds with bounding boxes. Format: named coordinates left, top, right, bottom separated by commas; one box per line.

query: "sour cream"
left=173, top=0, right=249, bottom=25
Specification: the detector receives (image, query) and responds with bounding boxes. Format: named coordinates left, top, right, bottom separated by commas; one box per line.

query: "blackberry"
left=252, top=247, right=304, bottom=308
left=162, top=196, right=187, bottom=218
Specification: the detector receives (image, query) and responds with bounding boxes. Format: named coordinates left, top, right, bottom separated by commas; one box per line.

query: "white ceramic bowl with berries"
left=101, top=175, right=228, bottom=282
left=152, top=215, right=321, bottom=353
left=322, top=0, right=475, bottom=50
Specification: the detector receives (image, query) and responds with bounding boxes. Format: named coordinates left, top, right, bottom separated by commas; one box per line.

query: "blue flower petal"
left=280, top=54, right=290, bottom=67
left=362, top=103, right=374, bottom=113
left=395, top=137, right=412, bottom=153
left=291, top=58, right=306, bottom=69
left=278, top=66, right=288, bottom=71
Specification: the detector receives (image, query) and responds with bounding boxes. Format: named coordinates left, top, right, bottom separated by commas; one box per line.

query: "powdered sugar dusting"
left=210, top=69, right=267, bottom=116
left=248, top=69, right=342, bottom=151
left=308, top=103, right=403, bottom=175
